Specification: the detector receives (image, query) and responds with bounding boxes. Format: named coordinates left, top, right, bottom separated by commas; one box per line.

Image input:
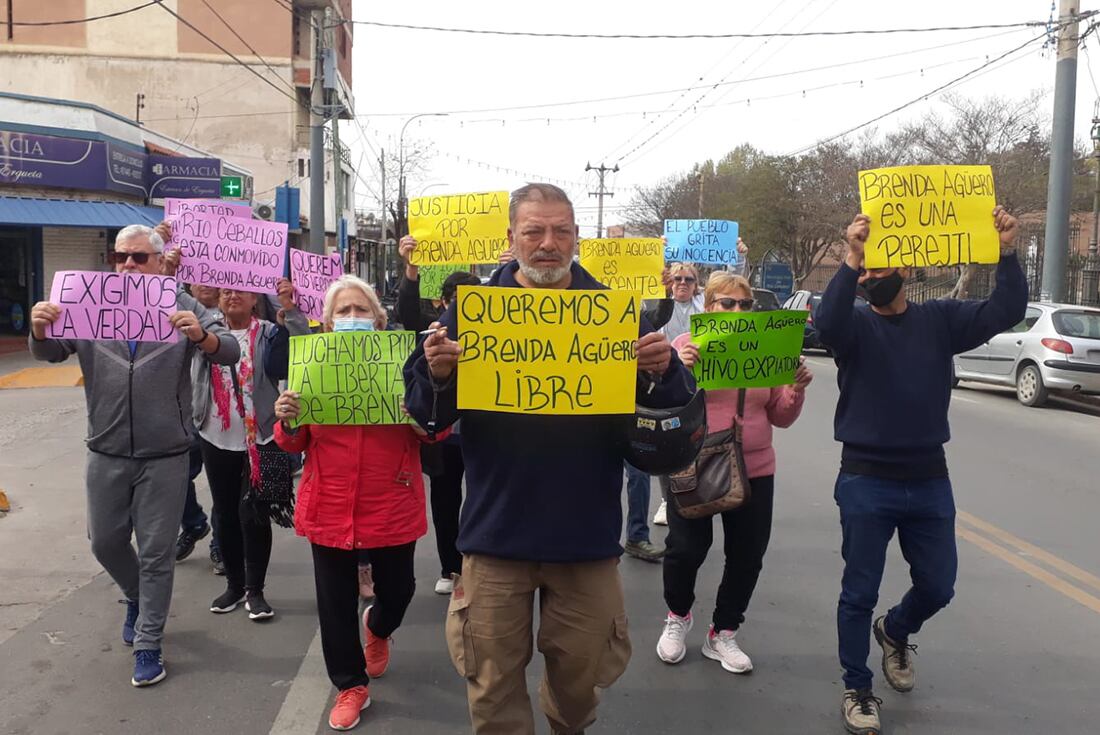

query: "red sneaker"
left=362, top=605, right=391, bottom=679
left=328, top=685, right=370, bottom=731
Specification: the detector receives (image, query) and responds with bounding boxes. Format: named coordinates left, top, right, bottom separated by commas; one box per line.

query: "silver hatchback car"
left=953, top=302, right=1100, bottom=407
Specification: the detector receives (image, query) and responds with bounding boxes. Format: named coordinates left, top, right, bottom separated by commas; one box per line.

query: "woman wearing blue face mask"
left=274, top=275, right=446, bottom=731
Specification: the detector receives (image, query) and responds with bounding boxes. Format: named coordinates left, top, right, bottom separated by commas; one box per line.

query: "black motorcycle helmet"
left=623, top=389, right=707, bottom=475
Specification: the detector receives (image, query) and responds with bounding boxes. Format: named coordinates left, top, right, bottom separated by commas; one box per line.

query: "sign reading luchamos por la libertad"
left=690, top=310, right=807, bottom=389
left=457, top=286, right=640, bottom=415
left=287, top=331, right=415, bottom=425
left=579, top=238, right=665, bottom=299
left=408, top=191, right=509, bottom=265
left=859, top=164, right=999, bottom=268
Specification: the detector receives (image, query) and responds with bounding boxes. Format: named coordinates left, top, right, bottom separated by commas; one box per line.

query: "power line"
left=351, top=27, right=1038, bottom=119
left=8, top=1, right=159, bottom=25
left=618, top=0, right=846, bottom=165
left=783, top=30, right=1050, bottom=158
left=152, top=1, right=311, bottom=114
left=199, top=0, right=298, bottom=95
left=328, top=18, right=1057, bottom=39
left=598, top=0, right=798, bottom=164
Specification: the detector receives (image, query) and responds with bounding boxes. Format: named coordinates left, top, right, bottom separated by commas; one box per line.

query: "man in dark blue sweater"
left=816, top=206, right=1027, bottom=735
left=404, top=183, right=694, bottom=735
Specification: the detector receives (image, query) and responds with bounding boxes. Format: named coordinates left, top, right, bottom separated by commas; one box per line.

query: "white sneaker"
left=702, top=626, right=753, bottom=673
left=652, top=500, right=668, bottom=526
left=656, top=611, right=693, bottom=664
left=434, top=577, right=454, bottom=595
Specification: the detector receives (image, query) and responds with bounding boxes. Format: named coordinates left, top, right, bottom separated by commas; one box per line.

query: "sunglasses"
left=107, top=251, right=154, bottom=265
left=672, top=275, right=697, bottom=284
left=716, top=297, right=755, bottom=310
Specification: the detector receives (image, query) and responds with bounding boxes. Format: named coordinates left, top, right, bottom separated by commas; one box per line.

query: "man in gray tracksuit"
left=29, top=224, right=239, bottom=687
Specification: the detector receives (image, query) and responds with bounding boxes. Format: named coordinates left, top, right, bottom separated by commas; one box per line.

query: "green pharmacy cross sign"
left=220, top=176, right=243, bottom=199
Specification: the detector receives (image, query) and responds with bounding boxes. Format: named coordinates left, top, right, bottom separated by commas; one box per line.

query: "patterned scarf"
left=210, top=317, right=262, bottom=488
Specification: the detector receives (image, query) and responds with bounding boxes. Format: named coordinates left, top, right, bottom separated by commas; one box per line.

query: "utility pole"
left=697, top=171, right=704, bottom=217
left=308, top=7, right=326, bottom=254
left=586, top=162, right=619, bottom=238
left=1041, top=0, right=1081, bottom=302
left=379, top=148, right=387, bottom=294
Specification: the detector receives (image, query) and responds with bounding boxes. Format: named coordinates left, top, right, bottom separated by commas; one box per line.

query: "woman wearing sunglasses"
left=656, top=272, right=813, bottom=675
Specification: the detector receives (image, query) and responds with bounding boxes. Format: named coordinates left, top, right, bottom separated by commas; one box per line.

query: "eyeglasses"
left=716, top=297, right=755, bottom=310
left=672, top=275, right=697, bottom=284
left=107, top=251, right=153, bottom=265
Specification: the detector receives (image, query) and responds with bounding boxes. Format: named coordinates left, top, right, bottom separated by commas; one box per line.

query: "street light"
left=398, top=113, right=449, bottom=235
left=419, top=182, right=449, bottom=197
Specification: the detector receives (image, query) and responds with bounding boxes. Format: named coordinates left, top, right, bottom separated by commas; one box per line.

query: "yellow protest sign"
left=859, top=165, right=999, bottom=269
left=579, top=238, right=665, bottom=299
left=408, top=191, right=510, bottom=266
left=456, top=286, right=640, bottom=415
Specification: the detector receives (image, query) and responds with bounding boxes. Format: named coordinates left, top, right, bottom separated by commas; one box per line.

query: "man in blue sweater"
left=816, top=206, right=1026, bottom=735
left=404, top=183, right=695, bottom=735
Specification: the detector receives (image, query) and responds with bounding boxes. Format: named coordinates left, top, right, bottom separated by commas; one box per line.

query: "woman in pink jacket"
left=656, top=272, right=813, bottom=675
left=274, top=275, right=445, bottom=731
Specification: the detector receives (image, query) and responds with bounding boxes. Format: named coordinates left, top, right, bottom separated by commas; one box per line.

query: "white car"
left=953, top=302, right=1100, bottom=407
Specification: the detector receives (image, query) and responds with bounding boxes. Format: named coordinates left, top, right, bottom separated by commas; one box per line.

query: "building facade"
left=0, top=0, right=355, bottom=243
left=0, top=92, right=251, bottom=334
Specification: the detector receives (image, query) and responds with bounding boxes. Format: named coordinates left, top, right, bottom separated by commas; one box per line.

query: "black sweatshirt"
left=403, top=261, right=696, bottom=562
left=814, top=254, right=1027, bottom=479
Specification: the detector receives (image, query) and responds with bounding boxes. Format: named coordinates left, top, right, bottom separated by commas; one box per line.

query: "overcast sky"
left=347, top=0, right=1100, bottom=235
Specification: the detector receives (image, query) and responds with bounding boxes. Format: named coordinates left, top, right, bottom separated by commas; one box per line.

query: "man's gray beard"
left=518, top=261, right=570, bottom=285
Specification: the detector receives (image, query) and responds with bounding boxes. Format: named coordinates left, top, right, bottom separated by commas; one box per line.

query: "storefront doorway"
left=0, top=228, right=33, bottom=334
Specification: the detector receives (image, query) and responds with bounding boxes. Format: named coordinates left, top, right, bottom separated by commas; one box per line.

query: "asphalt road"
left=1, top=355, right=1098, bottom=735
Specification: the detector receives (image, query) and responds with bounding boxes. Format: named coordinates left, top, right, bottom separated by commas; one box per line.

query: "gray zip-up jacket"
left=192, top=309, right=311, bottom=442
left=29, top=291, right=239, bottom=458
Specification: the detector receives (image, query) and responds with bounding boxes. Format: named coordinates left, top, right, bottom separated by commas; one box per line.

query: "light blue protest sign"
left=663, top=219, right=740, bottom=266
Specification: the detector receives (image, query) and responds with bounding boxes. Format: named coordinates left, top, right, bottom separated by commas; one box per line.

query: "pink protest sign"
left=47, top=271, right=179, bottom=343
left=170, top=210, right=288, bottom=294
left=164, top=198, right=251, bottom=220
left=290, top=250, right=342, bottom=321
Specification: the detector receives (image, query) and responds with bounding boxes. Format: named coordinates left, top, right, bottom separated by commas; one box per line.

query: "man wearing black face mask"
left=816, top=206, right=1026, bottom=735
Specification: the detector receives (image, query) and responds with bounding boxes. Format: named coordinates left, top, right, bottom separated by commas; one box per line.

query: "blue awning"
left=0, top=197, right=164, bottom=228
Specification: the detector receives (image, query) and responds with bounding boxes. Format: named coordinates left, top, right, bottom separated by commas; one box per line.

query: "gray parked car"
left=953, top=302, right=1100, bottom=407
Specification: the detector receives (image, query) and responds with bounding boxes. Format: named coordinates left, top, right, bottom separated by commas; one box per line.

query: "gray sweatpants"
left=86, top=451, right=189, bottom=651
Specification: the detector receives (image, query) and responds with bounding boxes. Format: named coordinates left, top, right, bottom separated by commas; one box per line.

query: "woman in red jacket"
left=274, top=274, right=441, bottom=732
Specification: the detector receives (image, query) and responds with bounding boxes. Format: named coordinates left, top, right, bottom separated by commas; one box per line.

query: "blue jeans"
left=835, top=473, right=957, bottom=691
left=624, top=462, right=652, bottom=544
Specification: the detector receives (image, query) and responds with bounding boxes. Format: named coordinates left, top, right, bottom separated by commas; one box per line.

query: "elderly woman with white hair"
left=273, top=274, right=444, bottom=732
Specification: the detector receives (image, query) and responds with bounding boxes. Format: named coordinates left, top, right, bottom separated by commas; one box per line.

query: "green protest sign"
left=287, top=331, right=415, bottom=425
left=419, top=264, right=470, bottom=300
left=689, top=310, right=807, bottom=389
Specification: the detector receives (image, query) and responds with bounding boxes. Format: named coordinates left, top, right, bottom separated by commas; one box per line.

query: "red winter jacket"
left=274, top=422, right=446, bottom=551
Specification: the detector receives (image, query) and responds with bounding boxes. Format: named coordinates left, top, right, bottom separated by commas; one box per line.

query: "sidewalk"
left=0, top=342, right=83, bottom=388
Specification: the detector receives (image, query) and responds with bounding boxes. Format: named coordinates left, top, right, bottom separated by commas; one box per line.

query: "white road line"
left=270, top=625, right=331, bottom=735
left=952, top=395, right=981, bottom=404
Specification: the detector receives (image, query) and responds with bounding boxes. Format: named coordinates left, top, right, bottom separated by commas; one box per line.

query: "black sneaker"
left=176, top=523, right=210, bottom=562
left=210, top=546, right=226, bottom=576
left=210, top=587, right=245, bottom=613
left=245, top=591, right=275, bottom=621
